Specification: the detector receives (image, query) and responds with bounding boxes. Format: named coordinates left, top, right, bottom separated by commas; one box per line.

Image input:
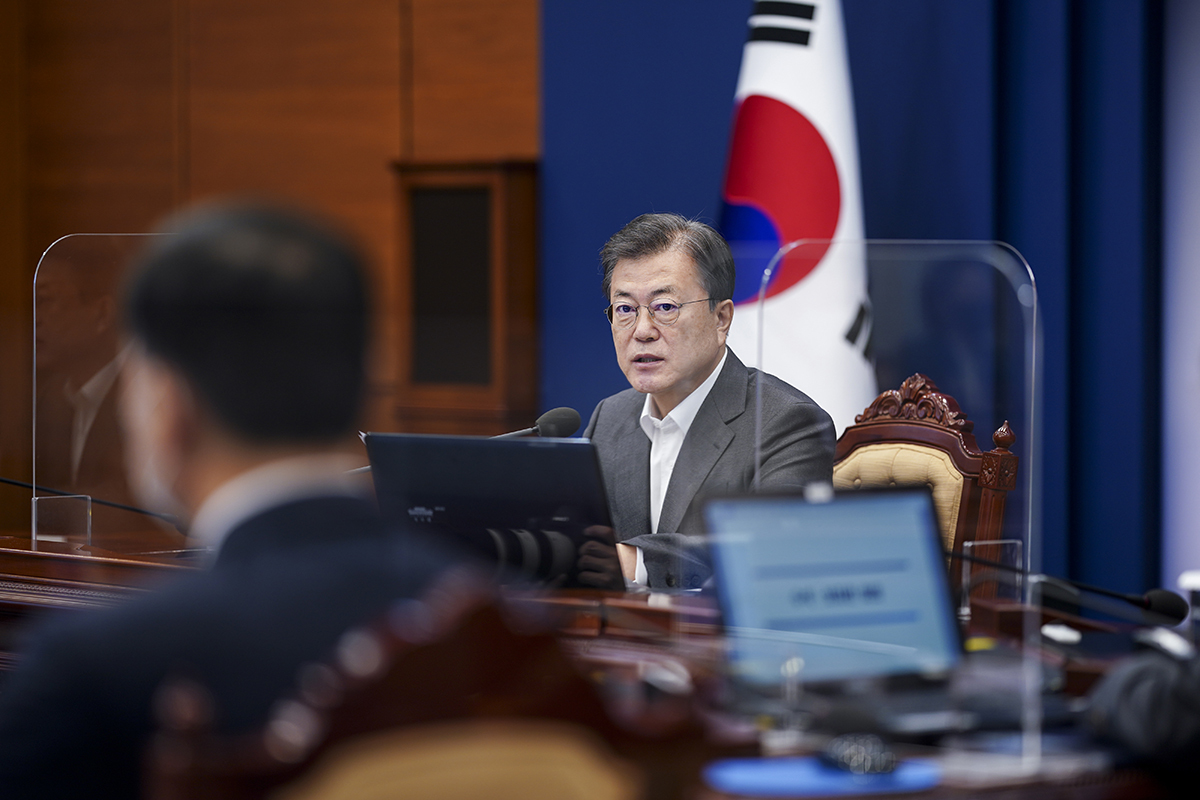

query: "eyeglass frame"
left=603, top=297, right=715, bottom=328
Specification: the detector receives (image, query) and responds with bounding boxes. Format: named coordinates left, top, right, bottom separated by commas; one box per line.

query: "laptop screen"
left=704, top=489, right=961, bottom=689
left=364, top=432, right=612, bottom=584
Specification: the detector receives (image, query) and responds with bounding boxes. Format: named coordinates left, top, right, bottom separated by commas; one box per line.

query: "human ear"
left=715, top=299, right=734, bottom=338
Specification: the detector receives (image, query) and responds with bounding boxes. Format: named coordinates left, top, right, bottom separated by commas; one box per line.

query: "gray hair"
left=599, top=213, right=735, bottom=308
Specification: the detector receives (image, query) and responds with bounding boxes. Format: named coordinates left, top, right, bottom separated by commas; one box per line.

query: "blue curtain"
left=542, top=0, right=1164, bottom=591
left=844, top=0, right=1163, bottom=590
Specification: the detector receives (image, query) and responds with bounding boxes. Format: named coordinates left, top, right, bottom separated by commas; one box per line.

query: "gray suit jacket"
left=583, top=349, right=835, bottom=589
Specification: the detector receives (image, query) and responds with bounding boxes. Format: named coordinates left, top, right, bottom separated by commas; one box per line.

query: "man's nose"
left=632, top=306, right=660, bottom=338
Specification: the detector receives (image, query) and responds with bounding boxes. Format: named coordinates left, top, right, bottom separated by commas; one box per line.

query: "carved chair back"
left=143, top=570, right=707, bottom=800
left=832, top=375, right=1019, bottom=577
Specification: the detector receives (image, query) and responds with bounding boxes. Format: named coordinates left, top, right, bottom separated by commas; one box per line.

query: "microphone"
left=491, top=407, right=581, bottom=440
left=1034, top=579, right=1190, bottom=627
left=1041, top=575, right=1189, bottom=625
left=1146, top=589, right=1191, bottom=624
left=534, top=407, right=582, bottom=437
left=951, top=548, right=1190, bottom=626
left=1057, top=575, right=1189, bottom=622
left=1106, top=587, right=1189, bottom=624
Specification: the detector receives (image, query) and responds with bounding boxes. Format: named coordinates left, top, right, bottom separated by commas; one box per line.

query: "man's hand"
left=573, top=526, right=625, bottom=591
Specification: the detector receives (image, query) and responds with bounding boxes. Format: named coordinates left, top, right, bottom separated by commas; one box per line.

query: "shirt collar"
left=639, top=347, right=728, bottom=439
left=188, top=453, right=368, bottom=561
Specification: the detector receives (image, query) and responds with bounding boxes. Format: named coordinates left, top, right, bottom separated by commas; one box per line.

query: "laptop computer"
left=701, top=488, right=991, bottom=737
left=704, top=487, right=962, bottom=692
left=363, top=432, right=612, bottom=584
left=703, top=488, right=1084, bottom=739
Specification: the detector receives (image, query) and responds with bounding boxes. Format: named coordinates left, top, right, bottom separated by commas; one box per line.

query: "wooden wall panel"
left=186, top=0, right=404, bottom=428
left=1, top=0, right=178, bottom=532
left=186, top=0, right=402, bottom=238
left=0, top=0, right=541, bottom=528
left=24, top=0, right=178, bottom=252
left=410, top=0, right=539, bottom=161
left=0, top=0, right=30, bottom=530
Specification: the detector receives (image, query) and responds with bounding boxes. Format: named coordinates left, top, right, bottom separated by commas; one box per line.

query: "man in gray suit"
left=583, top=213, right=835, bottom=590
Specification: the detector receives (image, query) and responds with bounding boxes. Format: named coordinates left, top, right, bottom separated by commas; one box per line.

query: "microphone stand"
left=491, top=425, right=539, bottom=440
left=950, top=548, right=1189, bottom=628
left=0, top=475, right=182, bottom=529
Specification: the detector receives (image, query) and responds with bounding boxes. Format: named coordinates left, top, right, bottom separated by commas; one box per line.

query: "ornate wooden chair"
left=143, top=570, right=708, bottom=800
left=832, top=374, right=1019, bottom=567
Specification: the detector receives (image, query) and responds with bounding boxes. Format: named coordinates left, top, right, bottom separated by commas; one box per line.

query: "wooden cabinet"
left=391, top=161, right=538, bottom=435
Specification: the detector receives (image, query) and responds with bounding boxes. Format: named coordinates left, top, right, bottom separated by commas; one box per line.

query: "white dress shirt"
left=631, top=348, right=728, bottom=585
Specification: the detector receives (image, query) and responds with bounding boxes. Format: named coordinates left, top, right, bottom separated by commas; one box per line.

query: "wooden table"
left=0, top=533, right=1173, bottom=798
left=0, top=530, right=191, bottom=670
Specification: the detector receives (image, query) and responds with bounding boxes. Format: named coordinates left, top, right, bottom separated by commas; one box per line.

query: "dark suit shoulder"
left=745, top=366, right=834, bottom=426
left=705, top=349, right=827, bottom=426
left=751, top=373, right=836, bottom=490
left=593, top=386, right=645, bottom=417
left=0, top=522, right=460, bottom=800
left=746, top=365, right=821, bottom=405
left=584, top=387, right=645, bottom=439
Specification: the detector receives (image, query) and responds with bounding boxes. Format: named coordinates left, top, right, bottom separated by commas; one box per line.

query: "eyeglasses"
left=604, top=298, right=713, bottom=328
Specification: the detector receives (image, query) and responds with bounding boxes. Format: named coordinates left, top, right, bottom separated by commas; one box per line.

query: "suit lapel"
left=599, top=394, right=652, bottom=540
left=616, top=436, right=651, bottom=538
left=657, top=352, right=748, bottom=534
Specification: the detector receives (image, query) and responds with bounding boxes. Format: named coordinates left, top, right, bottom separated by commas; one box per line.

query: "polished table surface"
left=0, top=530, right=194, bottom=670
left=508, top=590, right=1168, bottom=799
left=0, top=529, right=1173, bottom=798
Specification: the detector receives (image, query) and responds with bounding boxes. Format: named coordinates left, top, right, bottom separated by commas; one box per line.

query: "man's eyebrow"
left=610, top=286, right=679, bottom=299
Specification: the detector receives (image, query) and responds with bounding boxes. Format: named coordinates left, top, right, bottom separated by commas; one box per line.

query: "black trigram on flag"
left=748, top=1, right=817, bottom=47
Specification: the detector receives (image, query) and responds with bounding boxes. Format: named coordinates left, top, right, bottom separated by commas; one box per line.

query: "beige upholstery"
left=833, top=443, right=964, bottom=552
left=272, top=719, right=641, bottom=800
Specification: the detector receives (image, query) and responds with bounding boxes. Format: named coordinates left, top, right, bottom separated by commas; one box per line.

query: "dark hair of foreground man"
left=126, top=205, right=368, bottom=442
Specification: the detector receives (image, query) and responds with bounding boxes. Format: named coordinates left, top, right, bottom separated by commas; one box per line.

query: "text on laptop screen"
left=705, top=490, right=960, bottom=688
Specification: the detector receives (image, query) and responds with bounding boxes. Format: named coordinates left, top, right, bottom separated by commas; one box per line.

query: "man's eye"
left=652, top=302, right=679, bottom=314
left=614, top=304, right=636, bottom=315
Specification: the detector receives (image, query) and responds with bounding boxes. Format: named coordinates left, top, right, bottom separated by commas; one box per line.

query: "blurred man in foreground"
left=0, top=204, right=462, bottom=799
left=585, top=213, right=835, bottom=590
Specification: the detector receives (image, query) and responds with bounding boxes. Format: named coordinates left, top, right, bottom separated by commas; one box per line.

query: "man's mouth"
left=633, top=355, right=663, bottom=364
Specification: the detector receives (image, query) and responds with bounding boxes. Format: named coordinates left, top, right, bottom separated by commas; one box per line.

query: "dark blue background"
left=541, top=0, right=1162, bottom=592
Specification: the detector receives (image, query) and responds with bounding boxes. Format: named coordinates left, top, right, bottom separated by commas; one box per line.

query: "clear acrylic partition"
left=32, top=233, right=184, bottom=555
left=742, top=240, right=1045, bottom=768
